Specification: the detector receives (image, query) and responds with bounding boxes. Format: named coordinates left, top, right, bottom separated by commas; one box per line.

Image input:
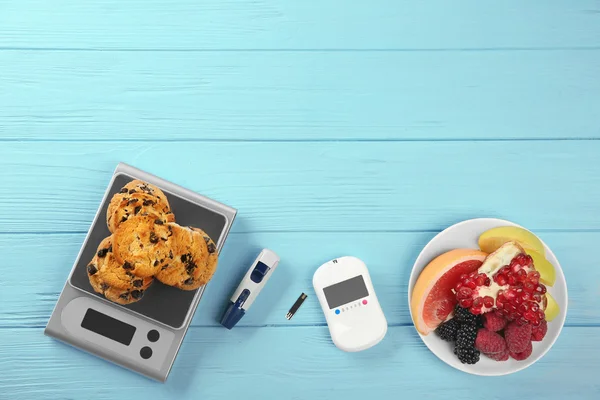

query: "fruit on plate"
left=411, top=249, right=487, bottom=335
left=525, top=249, right=556, bottom=286
left=454, top=242, right=548, bottom=327
left=478, top=226, right=545, bottom=255
left=544, top=292, right=560, bottom=322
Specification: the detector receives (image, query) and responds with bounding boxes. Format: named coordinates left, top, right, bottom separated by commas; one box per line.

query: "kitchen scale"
left=44, top=163, right=237, bottom=382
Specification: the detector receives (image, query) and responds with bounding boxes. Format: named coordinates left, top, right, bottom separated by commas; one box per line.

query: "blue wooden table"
left=1, top=1, right=599, bottom=399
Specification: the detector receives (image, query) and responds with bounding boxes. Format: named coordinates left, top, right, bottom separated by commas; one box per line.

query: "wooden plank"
left=1, top=1, right=599, bottom=50
left=0, top=141, right=598, bottom=232
left=1, top=51, right=599, bottom=140
left=0, top=231, right=590, bottom=328
left=0, top=326, right=597, bottom=399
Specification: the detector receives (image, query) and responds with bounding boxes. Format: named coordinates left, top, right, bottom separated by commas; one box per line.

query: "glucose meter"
left=313, top=256, right=387, bottom=352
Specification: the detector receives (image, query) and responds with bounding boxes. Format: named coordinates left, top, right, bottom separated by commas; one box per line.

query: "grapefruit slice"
left=411, top=249, right=487, bottom=335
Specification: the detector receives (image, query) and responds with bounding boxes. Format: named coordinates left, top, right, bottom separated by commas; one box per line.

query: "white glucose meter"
left=313, top=256, right=388, bottom=352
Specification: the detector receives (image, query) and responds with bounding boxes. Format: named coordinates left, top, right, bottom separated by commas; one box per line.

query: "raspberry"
left=505, top=321, right=533, bottom=353
left=509, top=341, right=533, bottom=361
left=482, top=311, right=507, bottom=332
left=531, top=320, right=548, bottom=341
left=489, top=349, right=510, bottom=361
left=436, top=319, right=459, bottom=342
left=475, top=328, right=507, bottom=356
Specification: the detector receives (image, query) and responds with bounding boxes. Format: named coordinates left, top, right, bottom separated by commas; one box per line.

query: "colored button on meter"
left=362, top=299, right=368, bottom=305
left=335, top=309, right=340, bottom=315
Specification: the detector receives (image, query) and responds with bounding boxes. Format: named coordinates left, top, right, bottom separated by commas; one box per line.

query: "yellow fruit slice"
left=478, top=226, right=545, bottom=255
left=526, top=249, right=556, bottom=287
left=544, top=292, right=560, bottom=322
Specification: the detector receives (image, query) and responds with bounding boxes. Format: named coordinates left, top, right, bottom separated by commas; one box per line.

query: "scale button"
left=147, top=330, right=160, bottom=342
left=140, top=346, right=153, bottom=359
left=362, top=299, right=368, bottom=305
left=335, top=309, right=340, bottom=315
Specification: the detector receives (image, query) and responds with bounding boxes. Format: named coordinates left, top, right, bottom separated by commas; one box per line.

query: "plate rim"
left=407, top=217, right=569, bottom=376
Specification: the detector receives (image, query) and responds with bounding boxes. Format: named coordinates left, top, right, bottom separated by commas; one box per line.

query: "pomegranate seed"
left=517, top=269, right=527, bottom=282
left=506, top=288, right=517, bottom=300
left=513, top=296, right=523, bottom=305
left=475, top=275, right=486, bottom=286
left=532, top=319, right=541, bottom=327
left=457, top=287, right=472, bottom=299
left=473, top=297, right=484, bottom=308
left=483, top=296, right=494, bottom=308
left=537, top=310, right=545, bottom=321
left=464, top=279, right=477, bottom=290
left=471, top=307, right=482, bottom=315
left=459, top=298, right=473, bottom=308
left=536, top=284, right=547, bottom=295
left=533, top=293, right=542, bottom=302
left=527, top=271, right=541, bottom=285
left=484, top=277, right=491, bottom=286
left=525, top=310, right=537, bottom=321
left=508, top=276, right=517, bottom=285
left=454, top=281, right=463, bottom=292
left=496, top=275, right=508, bottom=286
left=524, top=281, right=535, bottom=293
left=521, top=291, right=532, bottom=302
left=496, top=298, right=504, bottom=309
left=525, top=255, right=533, bottom=267
left=518, top=303, right=529, bottom=314
left=506, top=303, right=517, bottom=313
left=531, top=302, right=540, bottom=312
left=459, top=274, right=467, bottom=280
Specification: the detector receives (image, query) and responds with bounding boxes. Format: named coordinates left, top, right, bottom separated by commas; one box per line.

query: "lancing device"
left=220, top=249, right=280, bottom=329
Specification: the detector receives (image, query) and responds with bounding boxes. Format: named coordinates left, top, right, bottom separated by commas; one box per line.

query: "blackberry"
left=454, top=323, right=480, bottom=365
left=454, top=346, right=480, bottom=365
left=436, top=319, right=459, bottom=342
left=454, top=306, right=478, bottom=324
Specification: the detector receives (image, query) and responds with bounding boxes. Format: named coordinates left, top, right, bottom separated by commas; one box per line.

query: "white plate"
left=407, top=218, right=568, bottom=376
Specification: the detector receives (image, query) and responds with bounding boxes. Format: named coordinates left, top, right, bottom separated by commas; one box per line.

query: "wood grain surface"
left=0, top=1, right=599, bottom=399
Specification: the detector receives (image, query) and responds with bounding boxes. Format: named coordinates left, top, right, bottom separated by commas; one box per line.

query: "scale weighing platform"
left=44, top=163, right=237, bottom=382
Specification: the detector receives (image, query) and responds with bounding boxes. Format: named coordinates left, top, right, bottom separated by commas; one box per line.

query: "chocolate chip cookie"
left=155, top=224, right=210, bottom=291
left=189, top=227, right=219, bottom=286
left=112, top=215, right=174, bottom=278
left=107, top=180, right=174, bottom=233
left=87, top=236, right=153, bottom=305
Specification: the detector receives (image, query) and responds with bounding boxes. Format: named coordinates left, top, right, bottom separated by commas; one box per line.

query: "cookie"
left=112, top=215, right=174, bottom=278
left=155, top=224, right=210, bottom=290
left=87, top=236, right=153, bottom=305
left=107, top=180, right=174, bottom=233
left=189, top=227, right=219, bottom=286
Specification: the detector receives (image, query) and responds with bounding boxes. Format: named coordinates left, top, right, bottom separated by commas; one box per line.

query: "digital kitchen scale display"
left=44, top=163, right=237, bottom=382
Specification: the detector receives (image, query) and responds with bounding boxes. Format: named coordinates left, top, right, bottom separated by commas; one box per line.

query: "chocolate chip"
left=143, top=199, right=155, bottom=206
left=149, top=231, right=158, bottom=244
left=127, top=198, right=139, bottom=205
left=123, top=262, right=134, bottom=270
left=120, top=216, right=128, bottom=223
left=154, top=219, right=164, bottom=225
left=131, top=290, right=143, bottom=299
left=154, top=260, right=159, bottom=267
left=160, top=258, right=165, bottom=264
left=169, top=250, right=173, bottom=259
left=119, top=292, right=130, bottom=299
left=184, top=278, right=194, bottom=285
left=120, top=188, right=128, bottom=193
left=133, top=279, right=143, bottom=288
left=97, top=248, right=109, bottom=258
left=129, top=189, right=136, bottom=194
left=186, top=263, right=196, bottom=274
left=161, top=264, right=170, bottom=270
left=181, top=254, right=188, bottom=262
left=207, top=242, right=216, bottom=254
left=87, top=264, right=98, bottom=275
left=134, top=206, right=142, bottom=215
left=101, top=283, right=110, bottom=291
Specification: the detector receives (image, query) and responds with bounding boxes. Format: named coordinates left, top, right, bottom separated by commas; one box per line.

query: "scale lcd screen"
left=81, top=308, right=137, bottom=346
left=323, top=275, right=369, bottom=309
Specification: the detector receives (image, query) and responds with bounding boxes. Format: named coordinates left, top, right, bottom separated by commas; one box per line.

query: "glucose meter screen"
left=323, top=275, right=369, bottom=309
